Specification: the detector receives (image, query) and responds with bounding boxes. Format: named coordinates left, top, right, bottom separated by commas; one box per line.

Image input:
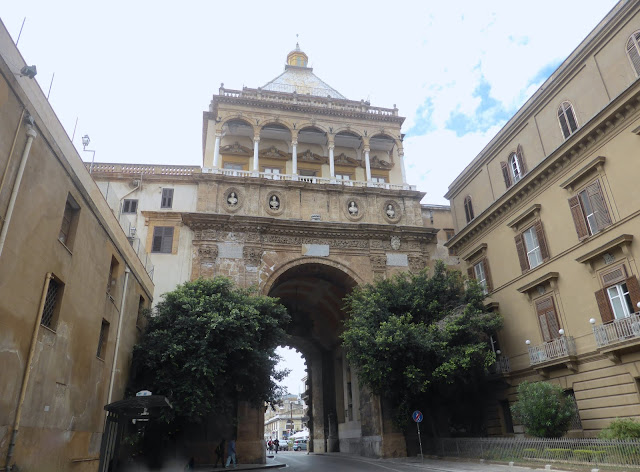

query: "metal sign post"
left=412, top=410, right=424, bottom=463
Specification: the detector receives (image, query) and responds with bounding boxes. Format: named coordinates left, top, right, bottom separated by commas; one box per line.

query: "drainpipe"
left=107, top=267, right=130, bottom=404
left=0, top=109, right=26, bottom=198
left=5, top=273, right=53, bottom=471
left=0, top=121, right=37, bottom=260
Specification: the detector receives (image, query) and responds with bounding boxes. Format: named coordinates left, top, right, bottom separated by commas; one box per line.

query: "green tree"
left=130, top=277, right=290, bottom=424
left=341, top=261, right=502, bottom=427
left=511, top=381, right=577, bottom=437
left=598, top=418, right=640, bottom=439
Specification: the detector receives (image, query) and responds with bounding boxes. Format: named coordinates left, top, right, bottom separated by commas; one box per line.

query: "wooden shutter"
left=482, top=259, right=493, bottom=293
left=152, top=227, right=163, bottom=252
left=595, top=288, right=615, bottom=323
left=161, top=227, right=174, bottom=253
left=517, top=144, right=528, bottom=174
left=585, top=180, right=612, bottom=232
left=568, top=196, right=589, bottom=240
left=536, top=296, right=560, bottom=341
left=467, top=267, right=475, bottom=280
left=535, top=220, right=550, bottom=261
left=626, top=276, right=640, bottom=312
left=514, top=233, right=529, bottom=272
left=501, top=161, right=512, bottom=189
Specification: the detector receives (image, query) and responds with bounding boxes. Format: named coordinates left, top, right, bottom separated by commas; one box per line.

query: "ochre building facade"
left=446, top=0, right=640, bottom=437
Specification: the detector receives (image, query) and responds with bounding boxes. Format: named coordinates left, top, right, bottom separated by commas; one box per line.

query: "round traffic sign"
left=412, top=410, right=423, bottom=423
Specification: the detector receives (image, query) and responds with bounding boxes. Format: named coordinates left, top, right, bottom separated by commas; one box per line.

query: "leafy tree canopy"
left=511, top=381, right=577, bottom=437
left=130, top=277, right=290, bottom=424
left=341, top=261, right=502, bottom=424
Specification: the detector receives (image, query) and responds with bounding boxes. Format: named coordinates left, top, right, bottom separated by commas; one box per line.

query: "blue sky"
left=0, top=1, right=620, bottom=389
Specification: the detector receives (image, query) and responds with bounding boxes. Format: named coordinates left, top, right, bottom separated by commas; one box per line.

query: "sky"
left=1, top=1, right=619, bottom=206
left=0, top=1, right=620, bottom=392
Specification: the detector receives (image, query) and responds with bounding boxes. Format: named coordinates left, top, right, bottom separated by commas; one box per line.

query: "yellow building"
left=445, top=1, right=640, bottom=437
left=0, top=20, right=154, bottom=471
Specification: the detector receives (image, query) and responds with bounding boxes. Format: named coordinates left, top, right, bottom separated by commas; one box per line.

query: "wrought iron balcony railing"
left=489, top=356, right=511, bottom=375
left=592, top=312, right=640, bottom=348
left=528, top=336, right=576, bottom=366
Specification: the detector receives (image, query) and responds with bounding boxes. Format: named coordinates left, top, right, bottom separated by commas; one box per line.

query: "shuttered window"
left=122, top=199, right=138, bottom=214
left=535, top=296, right=561, bottom=342
left=151, top=226, right=174, bottom=253
left=515, top=221, right=550, bottom=273
left=161, top=188, right=174, bottom=209
left=468, top=258, right=493, bottom=294
left=568, top=180, right=611, bottom=240
left=627, top=31, right=640, bottom=77
left=596, top=273, right=640, bottom=323
left=558, top=101, right=578, bottom=139
left=464, top=196, right=474, bottom=223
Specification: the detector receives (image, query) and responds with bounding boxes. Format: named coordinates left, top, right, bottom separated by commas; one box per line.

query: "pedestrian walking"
left=273, top=438, right=279, bottom=454
left=225, top=437, right=237, bottom=469
left=214, top=439, right=225, bottom=468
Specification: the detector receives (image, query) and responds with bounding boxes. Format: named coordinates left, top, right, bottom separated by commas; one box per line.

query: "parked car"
left=293, top=438, right=308, bottom=451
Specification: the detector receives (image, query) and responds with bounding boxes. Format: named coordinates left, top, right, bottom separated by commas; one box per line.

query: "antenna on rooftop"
left=16, top=18, right=26, bottom=46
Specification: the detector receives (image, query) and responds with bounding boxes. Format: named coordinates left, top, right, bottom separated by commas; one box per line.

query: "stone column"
left=253, top=136, right=260, bottom=172
left=292, top=137, right=298, bottom=176
left=212, top=133, right=221, bottom=168
left=398, top=149, right=407, bottom=185
left=329, top=144, right=335, bottom=178
left=364, top=146, right=372, bottom=182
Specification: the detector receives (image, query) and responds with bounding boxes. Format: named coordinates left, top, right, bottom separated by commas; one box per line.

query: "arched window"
left=627, top=31, right=640, bottom=76
left=463, top=195, right=474, bottom=223
left=501, top=145, right=528, bottom=189
left=558, top=101, right=578, bottom=139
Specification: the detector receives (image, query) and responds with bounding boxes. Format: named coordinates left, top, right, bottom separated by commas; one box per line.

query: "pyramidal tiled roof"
left=262, top=46, right=346, bottom=100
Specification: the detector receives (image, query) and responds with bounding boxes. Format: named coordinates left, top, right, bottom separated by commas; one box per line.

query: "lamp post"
left=82, top=134, right=96, bottom=174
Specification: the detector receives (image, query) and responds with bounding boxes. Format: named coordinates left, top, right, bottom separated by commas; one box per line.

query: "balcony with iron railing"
left=489, top=355, right=511, bottom=376
left=591, top=309, right=640, bottom=361
left=527, top=336, right=577, bottom=374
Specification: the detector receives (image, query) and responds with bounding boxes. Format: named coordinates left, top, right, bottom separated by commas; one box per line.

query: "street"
left=266, top=452, right=560, bottom=472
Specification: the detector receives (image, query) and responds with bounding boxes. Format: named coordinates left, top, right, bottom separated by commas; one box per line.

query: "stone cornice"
left=575, top=234, right=634, bottom=265
left=181, top=212, right=438, bottom=243
left=208, top=98, right=405, bottom=125
left=447, top=84, right=640, bottom=253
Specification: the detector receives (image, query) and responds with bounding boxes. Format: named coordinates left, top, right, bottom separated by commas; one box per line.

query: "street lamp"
left=82, top=134, right=97, bottom=174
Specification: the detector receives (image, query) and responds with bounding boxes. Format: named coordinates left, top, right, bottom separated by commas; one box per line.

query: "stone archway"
left=266, top=262, right=358, bottom=454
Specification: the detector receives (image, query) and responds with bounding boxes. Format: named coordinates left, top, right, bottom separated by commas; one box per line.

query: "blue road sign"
left=412, top=410, right=423, bottom=423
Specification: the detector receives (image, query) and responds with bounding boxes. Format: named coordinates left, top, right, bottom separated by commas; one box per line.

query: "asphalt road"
left=267, top=452, right=561, bottom=472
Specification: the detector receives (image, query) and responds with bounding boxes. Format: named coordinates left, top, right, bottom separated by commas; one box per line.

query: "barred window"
left=41, top=278, right=62, bottom=329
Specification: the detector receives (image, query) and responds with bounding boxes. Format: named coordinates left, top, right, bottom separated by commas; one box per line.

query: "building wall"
left=0, top=20, right=153, bottom=472
left=446, top=1, right=640, bottom=438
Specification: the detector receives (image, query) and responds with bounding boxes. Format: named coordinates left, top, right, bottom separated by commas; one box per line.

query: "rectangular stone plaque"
left=386, top=253, right=408, bottom=267
left=302, top=244, right=329, bottom=257
left=218, top=243, right=243, bottom=259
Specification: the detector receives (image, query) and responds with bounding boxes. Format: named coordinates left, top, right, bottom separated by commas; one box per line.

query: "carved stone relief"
left=265, top=190, right=285, bottom=216
left=369, top=255, right=387, bottom=271
left=383, top=200, right=402, bottom=223
left=243, top=246, right=263, bottom=266
left=223, top=187, right=244, bottom=213
left=343, top=197, right=365, bottom=222
left=408, top=255, right=427, bottom=272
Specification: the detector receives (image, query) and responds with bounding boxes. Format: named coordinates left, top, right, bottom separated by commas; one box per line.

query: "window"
left=444, top=229, right=455, bottom=241
left=468, top=259, right=492, bottom=294
left=223, top=162, right=244, bottom=170
left=299, top=169, right=317, bottom=177
left=122, top=199, right=138, bottom=214
left=595, top=265, right=640, bottom=323
left=463, top=195, right=474, bottom=223
left=151, top=226, right=174, bottom=253
left=161, top=188, right=174, bottom=209
left=59, top=194, right=80, bottom=248
left=41, top=277, right=63, bottom=330
left=371, top=176, right=386, bottom=183
left=96, top=319, right=110, bottom=359
left=107, top=256, right=118, bottom=295
left=557, top=101, right=578, bottom=139
left=535, top=296, right=561, bottom=342
left=263, top=167, right=280, bottom=174
left=627, top=31, right=640, bottom=76
left=501, top=146, right=528, bottom=189
left=568, top=180, right=612, bottom=239
left=515, top=221, right=549, bottom=272
left=335, top=173, right=351, bottom=181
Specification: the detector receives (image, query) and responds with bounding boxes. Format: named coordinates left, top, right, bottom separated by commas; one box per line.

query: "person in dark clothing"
left=225, top=438, right=237, bottom=468
left=273, top=438, right=280, bottom=454
left=214, top=439, right=225, bottom=468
